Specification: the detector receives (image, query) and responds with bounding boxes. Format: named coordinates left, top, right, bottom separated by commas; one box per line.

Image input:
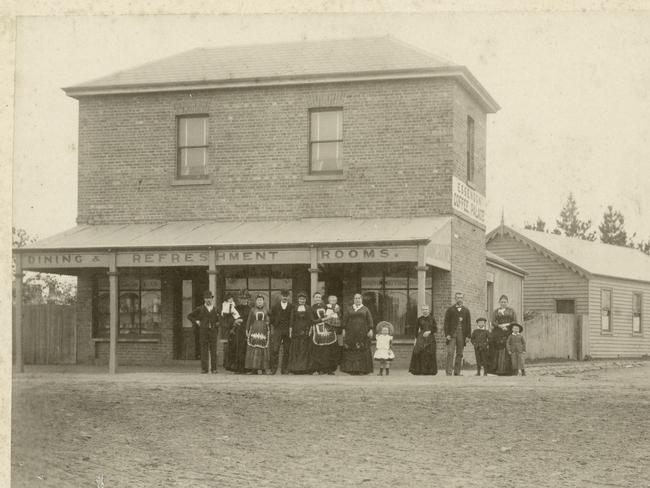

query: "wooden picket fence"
left=13, top=304, right=77, bottom=365
left=524, top=312, right=586, bottom=361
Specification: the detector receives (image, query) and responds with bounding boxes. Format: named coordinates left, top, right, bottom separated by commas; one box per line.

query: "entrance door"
left=173, top=269, right=208, bottom=360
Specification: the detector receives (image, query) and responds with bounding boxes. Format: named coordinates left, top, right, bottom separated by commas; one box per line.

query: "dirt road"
left=11, top=362, right=650, bottom=487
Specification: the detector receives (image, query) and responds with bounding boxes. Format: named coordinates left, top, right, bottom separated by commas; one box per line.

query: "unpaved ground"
left=11, top=361, right=650, bottom=487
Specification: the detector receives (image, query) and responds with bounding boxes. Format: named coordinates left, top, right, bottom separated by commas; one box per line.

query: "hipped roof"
left=63, top=36, right=499, bottom=112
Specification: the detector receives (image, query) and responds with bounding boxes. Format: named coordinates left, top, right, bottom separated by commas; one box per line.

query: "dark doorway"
left=172, top=268, right=208, bottom=360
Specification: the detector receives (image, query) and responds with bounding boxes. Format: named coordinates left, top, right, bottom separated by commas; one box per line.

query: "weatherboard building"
left=14, top=37, right=500, bottom=372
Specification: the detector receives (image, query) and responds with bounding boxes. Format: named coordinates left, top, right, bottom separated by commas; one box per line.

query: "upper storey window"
left=177, top=115, right=208, bottom=179
left=310, top=109, right=343, bottom=173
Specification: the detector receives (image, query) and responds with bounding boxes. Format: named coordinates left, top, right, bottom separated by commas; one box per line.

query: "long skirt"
left=224, top=328, right=248, bottom=373
left=310, top=343, right=340, bottom=373
left=245, top=346, right=270, bottom=371
left=288, top=335, right=312, bottom=374
left=492, top=348, right=512, bottom=375
left=511, top=352, right=526, bottom=371
left=340, top=347, right=373, bottom=375
left=409, top=342, right=438, bottom=375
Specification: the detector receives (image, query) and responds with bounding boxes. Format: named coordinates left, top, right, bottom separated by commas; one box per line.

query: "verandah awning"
left=16, top=217, right=452, bottom=270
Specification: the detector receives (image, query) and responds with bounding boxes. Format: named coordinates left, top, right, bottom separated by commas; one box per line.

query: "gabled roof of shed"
left=63, top=36, right=499, bottom=112
left=486, top=225, right=650, bottom=283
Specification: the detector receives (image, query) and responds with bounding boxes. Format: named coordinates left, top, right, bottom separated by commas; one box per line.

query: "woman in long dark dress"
left=489, top=295, right=517, bottom=375
left=223, top=292, right=249, bottom=373
left=340, top=293, right=374, bottom=375
left=287, top=292, right=312, bottom=374
left=244, top=295, right=271, bottom=374
left=309, top=295, right=340, bottom=375
left=409, top=305, right=438, bottom=375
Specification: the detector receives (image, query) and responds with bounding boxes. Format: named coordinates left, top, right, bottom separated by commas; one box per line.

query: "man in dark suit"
left=444, top=292, right=472, bottom=376
left=187, top=290, right=220, bottom=374
left=269, top=289, right=293, bottom=375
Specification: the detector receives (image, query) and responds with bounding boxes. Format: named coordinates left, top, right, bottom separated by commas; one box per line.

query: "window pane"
left=142, top=278, right=161, bottom=290
left=120, top=274, right=140, bottom=291
left=633, top=316, right=641, bottom=333
left=383, top=290, right=409, bottom=337
left=248, top=277, right=268, bottom=290
left=271, top=277, right=292, bottom=290
left=310, top=111, right=341, bottom=141
left=179, top=148, right=207, bottom=176
left=311, top=142, right=342, bottom=172
left=119, top=292, right=140, bottom=332
left=601, top=290, right=611, bottom=331
left=632, top=294, right=641, bottom=313
left=225, top=277, right=247, bottom=291
left=141, top=291, right=162, bottom=333
left=179, top=117, right=207, bottom=146
left=361, top=290, right=381, bottom=326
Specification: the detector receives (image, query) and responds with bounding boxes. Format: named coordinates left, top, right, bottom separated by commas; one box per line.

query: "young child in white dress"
left=373, top=321, right=395, bottom=376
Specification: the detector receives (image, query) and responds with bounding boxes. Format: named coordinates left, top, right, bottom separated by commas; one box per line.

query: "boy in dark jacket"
left=471, top=317, right=489, bottom=376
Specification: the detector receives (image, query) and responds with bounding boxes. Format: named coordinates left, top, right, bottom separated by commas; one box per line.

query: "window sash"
left=309, top=109, right=343, bottom=173
left=632, top=293, right=642, bottom=333
left=177, top=116, right=208, bottom=179
left=601, top=289, right=612, bottom=331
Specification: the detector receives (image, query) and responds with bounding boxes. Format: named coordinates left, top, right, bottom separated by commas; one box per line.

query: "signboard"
left=21, top=252, right=109, bottom=269
left=318, top=246, right=417, bottom=263
left=452, top=176, right=486, bottom=226
left=117, top=251, right=209, bottom=267
left=216, top=249, right=310, bottom=264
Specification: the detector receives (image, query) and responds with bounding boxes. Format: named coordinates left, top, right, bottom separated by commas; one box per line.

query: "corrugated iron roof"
left=487, top=225, right=650, bottom=283
left=20, top=217, right=451, bottom=251
left=63, top=37, right=499, bottom=112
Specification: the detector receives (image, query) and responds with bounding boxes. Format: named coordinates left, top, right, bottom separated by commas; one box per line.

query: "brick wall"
left=76, top=78, right=470, bottom=224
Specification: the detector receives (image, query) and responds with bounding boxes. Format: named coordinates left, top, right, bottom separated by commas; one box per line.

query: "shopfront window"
left=223, top=266, right=294, bottom=309
left=93, top=270, right=162, bottom=338
left=360, top=263, right=432, bottom=339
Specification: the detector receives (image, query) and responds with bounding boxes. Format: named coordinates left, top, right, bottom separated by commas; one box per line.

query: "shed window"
left=310, top=109, right=343, bottom=173
left=555, top=299, right=575, bottom=314
left=177, top=115, right=208, bottom=178
left=632, top=293, right=642, bottom=333
left=601, top=289, right=612, bottom=332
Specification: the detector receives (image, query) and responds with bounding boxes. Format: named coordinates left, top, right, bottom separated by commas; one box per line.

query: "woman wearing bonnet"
left=489, top=295, right=517, bottom=375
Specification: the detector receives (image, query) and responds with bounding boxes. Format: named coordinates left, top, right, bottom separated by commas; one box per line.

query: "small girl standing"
left=373, top=321, right=395, bottom=376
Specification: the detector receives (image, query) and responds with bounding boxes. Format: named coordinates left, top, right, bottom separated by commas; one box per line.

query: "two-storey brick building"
left=14, top=37, right=499, bottom=371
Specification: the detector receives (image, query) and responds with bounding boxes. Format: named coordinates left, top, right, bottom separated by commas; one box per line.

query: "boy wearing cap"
left=471, top=318, right=489, bottom=376
left=187, top=290, right=221, bottom=374
left=506, top=323, right=526, bottom=376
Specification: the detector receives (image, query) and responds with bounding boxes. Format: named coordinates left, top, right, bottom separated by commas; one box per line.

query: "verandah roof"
left=19, top=217, right=451, bottom=252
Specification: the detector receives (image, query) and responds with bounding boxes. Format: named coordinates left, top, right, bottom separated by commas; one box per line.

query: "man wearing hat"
left=187, top=290, right=221, bottom=374
left=443, top=292, right=472, bottom=376
left=471, top=317, right=490, bottom=376
left=269, top=289, right=293, bottom=374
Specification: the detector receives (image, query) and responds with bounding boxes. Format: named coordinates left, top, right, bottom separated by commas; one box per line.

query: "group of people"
left=188, top=289, right=378, bottom=375
left=187, top=289, right=526, bottom=377
left=421, top=292, right=527, bottom=377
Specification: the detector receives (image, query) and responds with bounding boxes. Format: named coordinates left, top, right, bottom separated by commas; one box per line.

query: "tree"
left=12, top=226, right=77, bottom=305
left=637, top=238, right=650, bottom=255
left=598, top=206, right=627, bottom=246
left=554, top=193, right=596, bottom=241
left=524, top=217, right=547, bottom=232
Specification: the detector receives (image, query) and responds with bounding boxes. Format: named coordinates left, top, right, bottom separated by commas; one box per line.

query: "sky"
left=11, top=11, right=650, bottom=242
